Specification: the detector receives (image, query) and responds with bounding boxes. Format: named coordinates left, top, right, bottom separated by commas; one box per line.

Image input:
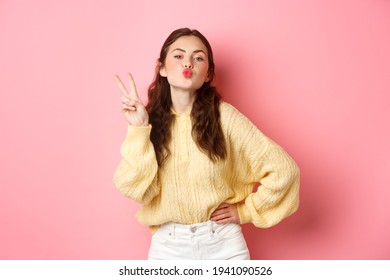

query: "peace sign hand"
left=115, top=73, right=149, bottom=127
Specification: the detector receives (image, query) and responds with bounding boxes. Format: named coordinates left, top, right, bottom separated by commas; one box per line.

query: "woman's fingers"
left=115, top=72, right=149, bottom=126
left=215, top=203, right=229, bottom=209
left=211, top=213, right=235, bottom=224
left=115, top=73, right=142, bottom=101
left=210, top=206, right=229, bottom=217
left=210, top=203, right=229, bottom=216
left=127, top=73, right=141, bottom=101
left=121, top=96, right=144, bottom=110
left=121, top=95, right=135, bottom=105
left=121, top=104, right=138, bottom=112
left=210, top=209, right=230, bottom=221
left=115, top=75, right=129, bottom=97
left=210, top=203, right=239, bottom=224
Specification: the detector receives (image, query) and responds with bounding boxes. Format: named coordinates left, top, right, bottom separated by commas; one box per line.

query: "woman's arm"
left=113, top=73, right=160, bottom=204
left=113, top=125, right=160, bottom=204
left=220, top=103, right=300, bottom=228
left=236, top=138, right=300, bottom=228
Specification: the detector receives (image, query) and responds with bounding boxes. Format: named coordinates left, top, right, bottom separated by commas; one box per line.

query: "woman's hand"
left=115, top=73, right=149, bottom=126
left=210, top=203, right=240, bottom=224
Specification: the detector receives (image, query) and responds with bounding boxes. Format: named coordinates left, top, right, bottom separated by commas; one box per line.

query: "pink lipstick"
left=183, top=68, right=192, bottom=78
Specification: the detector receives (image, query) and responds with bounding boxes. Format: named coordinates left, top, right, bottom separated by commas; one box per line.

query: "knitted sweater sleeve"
left=227, top=106, right=300, bottom=228
left=113, top=125, right=160, bottom=204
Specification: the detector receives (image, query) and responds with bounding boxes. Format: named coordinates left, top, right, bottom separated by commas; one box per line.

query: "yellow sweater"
left=113, top=102, right=300, bottom=230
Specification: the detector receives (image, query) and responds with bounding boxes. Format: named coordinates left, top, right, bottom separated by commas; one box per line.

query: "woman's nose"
left=183, top=59, right=193, bottom=69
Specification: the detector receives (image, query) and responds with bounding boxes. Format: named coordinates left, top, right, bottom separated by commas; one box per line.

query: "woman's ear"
left=159, top=62, right=167, bottom=77
left=205, top=73, right=210, bottom=82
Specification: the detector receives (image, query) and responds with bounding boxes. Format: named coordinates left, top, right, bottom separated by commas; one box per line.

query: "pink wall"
left=1, top=0, right=389, bottom=259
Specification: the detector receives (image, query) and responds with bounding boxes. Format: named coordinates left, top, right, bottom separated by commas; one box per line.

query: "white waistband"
left=158, top=221, right=241, bottom=237
left=160, top=221, right=215, bottom=233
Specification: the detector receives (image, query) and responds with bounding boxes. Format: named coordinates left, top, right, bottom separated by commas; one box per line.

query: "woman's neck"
left=170, top=88, right=196, bottom=114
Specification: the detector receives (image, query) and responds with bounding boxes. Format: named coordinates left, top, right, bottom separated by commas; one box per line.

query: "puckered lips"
left=183, top=68, right=193, bottom=78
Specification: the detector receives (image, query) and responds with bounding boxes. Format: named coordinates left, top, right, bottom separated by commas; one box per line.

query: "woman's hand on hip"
left=115, top=73, right=149, bottom=127
left=210, top=203, right=240, bottom=224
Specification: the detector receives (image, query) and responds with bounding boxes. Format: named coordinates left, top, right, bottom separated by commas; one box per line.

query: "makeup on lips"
left=183, top=68, right=193, bottom=78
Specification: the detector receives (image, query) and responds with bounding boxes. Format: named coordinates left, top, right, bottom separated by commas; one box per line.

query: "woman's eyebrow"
left=193, top=50, right=206, bottom=55
left=171, top=48, right=206, bottom=55
left=171, top=48, right=186, bottom=53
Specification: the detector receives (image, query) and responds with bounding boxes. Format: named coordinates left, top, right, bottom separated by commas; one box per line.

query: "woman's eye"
left=174, top=55, right=182, bottom=59
left=194, top=57, right=204, bottom=61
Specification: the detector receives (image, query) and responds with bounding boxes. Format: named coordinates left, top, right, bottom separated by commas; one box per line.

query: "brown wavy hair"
left=145, top=28, right=227, bottom=166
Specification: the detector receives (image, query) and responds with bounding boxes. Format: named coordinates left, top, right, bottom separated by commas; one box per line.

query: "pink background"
left=1, top=0, right=389, bottom=259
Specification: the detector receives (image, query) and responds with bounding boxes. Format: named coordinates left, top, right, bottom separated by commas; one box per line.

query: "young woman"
left=113, top=28, right=300, bottom=260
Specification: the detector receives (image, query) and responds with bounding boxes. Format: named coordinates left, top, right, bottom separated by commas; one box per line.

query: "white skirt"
left=148, top=221, right=250, bottom=260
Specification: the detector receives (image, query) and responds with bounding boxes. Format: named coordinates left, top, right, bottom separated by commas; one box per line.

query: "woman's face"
left=160, top=35, right=210, bottom=93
